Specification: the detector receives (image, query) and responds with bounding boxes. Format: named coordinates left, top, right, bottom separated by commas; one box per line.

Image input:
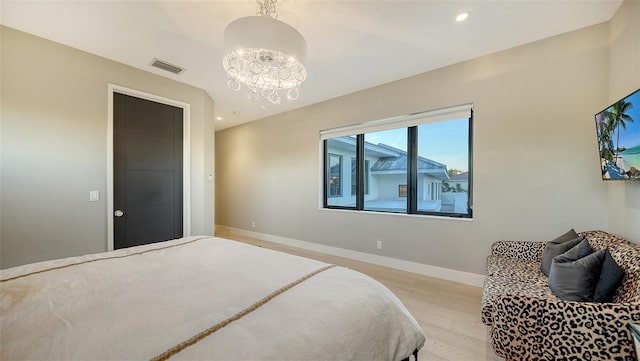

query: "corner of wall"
left=606, top=0, right=640, bottom=243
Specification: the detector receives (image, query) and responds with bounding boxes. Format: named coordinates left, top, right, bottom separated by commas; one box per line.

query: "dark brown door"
left=114, top=93, right=183, bottom=249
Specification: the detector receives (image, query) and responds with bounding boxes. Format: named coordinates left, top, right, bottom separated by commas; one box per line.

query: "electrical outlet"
left=251, top=222, right=256, bottom=228
left=376, top=241, right=382, bottom=250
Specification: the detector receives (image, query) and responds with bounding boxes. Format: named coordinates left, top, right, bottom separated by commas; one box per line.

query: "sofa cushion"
left=549, top=249, right=605, bottom=302
left=609, top=243, right=640, bottom=273
left=593, top=249, right=625, bottom=303
left=609, top=243, right=640, bottom=303
left=614, top=272, right=640, bottom=303
left=540, top=237, right=583, bottom=276
left=482, top=275, right=559, bottom=324
left=486, top=255, right=547, bottom=286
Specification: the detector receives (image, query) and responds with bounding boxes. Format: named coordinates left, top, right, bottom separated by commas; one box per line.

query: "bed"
left=1, top=236, right=425, bottom=360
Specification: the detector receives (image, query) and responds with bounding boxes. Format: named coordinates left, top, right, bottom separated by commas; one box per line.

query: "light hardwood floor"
left=215, top=231, right=503, bottom=361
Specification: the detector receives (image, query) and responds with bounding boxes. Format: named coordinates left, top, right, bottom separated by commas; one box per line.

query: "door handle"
left=114, top=210, right=124, bottom=217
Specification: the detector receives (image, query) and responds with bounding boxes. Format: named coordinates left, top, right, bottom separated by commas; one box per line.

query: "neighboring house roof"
left=329, top=136, right=450, bottom=180
left=329, top=136, right=398, bottom=157
left=449, top=171, right=469, bottom=181
left=369, top=145, right=449, bottom=181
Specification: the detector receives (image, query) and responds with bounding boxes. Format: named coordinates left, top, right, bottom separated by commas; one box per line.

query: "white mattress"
left=0, top=236, right=425, bottom=360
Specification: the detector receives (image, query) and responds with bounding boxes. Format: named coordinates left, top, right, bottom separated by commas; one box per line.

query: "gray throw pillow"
left=560, top=238, right=593, bottom=260
left=548, top=249, right=606, bottom=302
left=592, top=249, right=625, bottom=303
left=549, top=229, right=580, bottom=245
left=540, top=237, right=583, bottom=276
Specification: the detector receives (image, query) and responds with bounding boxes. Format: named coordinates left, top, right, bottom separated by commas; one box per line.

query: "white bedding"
left=0, top=236, right=425, bottom=360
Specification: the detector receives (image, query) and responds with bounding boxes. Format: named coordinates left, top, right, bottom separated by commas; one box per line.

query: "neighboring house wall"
left=607, top=0, right=640, bottom=243
left=216, top=21, right=614, bottom=275
left=420, top=175, right=442, bottom=201
left=0, top=26, right=216, bottom=269
left=375, top=174, right=406, bottom=200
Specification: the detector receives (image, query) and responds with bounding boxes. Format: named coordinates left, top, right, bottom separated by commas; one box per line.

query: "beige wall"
left=216, top=23, right=613, bottom=275
left=0, top=26, right=215, bottom=269
left=607, top=0, right=640, bottom=243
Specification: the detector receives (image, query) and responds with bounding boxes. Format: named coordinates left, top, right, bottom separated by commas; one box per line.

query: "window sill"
left=317, top=207, right=474, bottom=222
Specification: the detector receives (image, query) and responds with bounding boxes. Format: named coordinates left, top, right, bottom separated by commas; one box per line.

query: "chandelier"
left=223, top=0, right=307, bottom=108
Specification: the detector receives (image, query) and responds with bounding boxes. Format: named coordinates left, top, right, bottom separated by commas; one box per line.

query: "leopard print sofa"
left=482, top=230, right=640, bottom=361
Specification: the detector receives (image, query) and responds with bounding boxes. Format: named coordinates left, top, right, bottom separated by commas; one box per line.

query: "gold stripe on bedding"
left=152, top=264, right=337, bottom=361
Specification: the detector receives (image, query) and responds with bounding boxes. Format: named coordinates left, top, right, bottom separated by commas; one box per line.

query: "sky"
left=364, top=118, right=469, bottom=171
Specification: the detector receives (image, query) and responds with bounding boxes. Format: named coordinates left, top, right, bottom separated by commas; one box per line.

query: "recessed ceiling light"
left=456, top=13, right=469, bottom=22
left=216, top=116, right=223, bottom=121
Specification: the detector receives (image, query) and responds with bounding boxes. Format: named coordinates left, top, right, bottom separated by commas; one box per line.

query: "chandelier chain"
left=256, top=0, right=278, bottom=19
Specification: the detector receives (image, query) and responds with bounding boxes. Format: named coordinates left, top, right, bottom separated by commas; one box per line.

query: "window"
left=321, top=103, right=473, bottom=218
left=325, top=137, right=356, bottom=207
left=364, top=128, right=407, bottom=212
left=327, top=153, right=342, bottom=197
left=416, top=119, right=469, bottom=213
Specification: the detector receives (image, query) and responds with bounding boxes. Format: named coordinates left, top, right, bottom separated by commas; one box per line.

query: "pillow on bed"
left=549, top=249, right=606, bottom=302
left=540, top=236, right=583, bottom=276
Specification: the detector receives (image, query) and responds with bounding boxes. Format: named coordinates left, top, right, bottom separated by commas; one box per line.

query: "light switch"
left=89, top=191, right=99, bottom=202
left=207, top=174, right=213, bottom=181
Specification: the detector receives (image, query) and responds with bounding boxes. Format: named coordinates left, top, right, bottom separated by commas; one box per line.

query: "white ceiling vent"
left=150, top=58, right=185, bottom=74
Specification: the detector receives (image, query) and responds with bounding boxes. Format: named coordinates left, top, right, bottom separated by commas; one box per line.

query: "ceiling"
left=1, top=0, right=622, bottom=130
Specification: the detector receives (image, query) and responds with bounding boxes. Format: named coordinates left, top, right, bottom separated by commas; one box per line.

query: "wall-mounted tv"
left=595, top=88, right=640, bottom=181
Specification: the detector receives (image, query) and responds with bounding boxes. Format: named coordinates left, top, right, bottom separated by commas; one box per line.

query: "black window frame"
left=326, top=152, right=343, bottom=198
left=351, top=158, right=369, bottom=196
left=323, top=110, right=473, bottom=219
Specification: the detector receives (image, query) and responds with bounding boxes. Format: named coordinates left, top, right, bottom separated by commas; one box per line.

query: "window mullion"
left=323, top=140, right=328, bottom=208
left=356, top=134, right=365, bottom=210
left=407, top=127, right=417, bottom=214
left=467, top=110, right=474, bottom=217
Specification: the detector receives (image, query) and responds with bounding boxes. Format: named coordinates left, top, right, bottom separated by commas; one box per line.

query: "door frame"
left=107, top=84, right=191, bottom=251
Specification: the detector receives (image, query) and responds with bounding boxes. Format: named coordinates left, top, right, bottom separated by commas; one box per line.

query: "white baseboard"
left=215, top=225, right=485, bottom=287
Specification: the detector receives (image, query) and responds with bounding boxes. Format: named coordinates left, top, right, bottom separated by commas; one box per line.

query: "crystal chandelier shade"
left=223, top=0, right=307, bottom=108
